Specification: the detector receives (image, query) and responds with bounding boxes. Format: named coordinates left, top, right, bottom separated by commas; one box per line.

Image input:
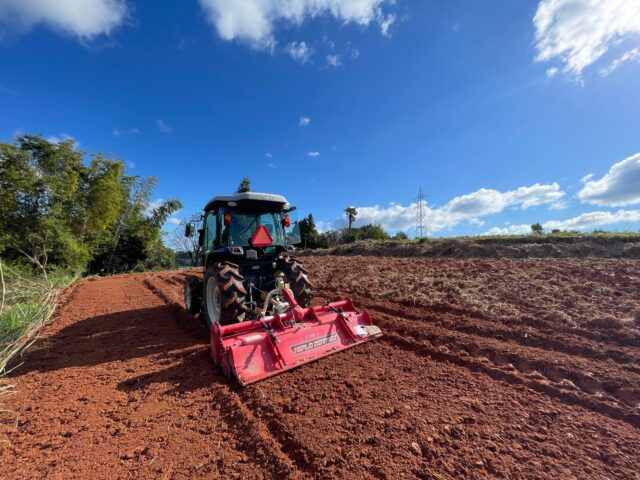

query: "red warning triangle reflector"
left=251, top=226, right=273, bottom=247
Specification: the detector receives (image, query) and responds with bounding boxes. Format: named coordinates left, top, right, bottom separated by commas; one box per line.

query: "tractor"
left=183, top=192, right=381, bottom=385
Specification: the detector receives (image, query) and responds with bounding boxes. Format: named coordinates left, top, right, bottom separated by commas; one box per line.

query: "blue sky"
left=1, top=0, right=640, bottom=237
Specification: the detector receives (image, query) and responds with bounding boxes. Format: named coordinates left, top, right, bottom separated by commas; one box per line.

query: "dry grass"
left=0, top=260, right=76, bottom=413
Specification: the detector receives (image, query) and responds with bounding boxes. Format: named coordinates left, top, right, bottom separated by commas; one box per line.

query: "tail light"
left=282, top=215, right=291, bottom=228
left=224, top=213, right=231, bottom=226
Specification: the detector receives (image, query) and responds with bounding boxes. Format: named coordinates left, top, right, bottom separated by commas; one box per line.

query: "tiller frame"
left=210, top=287, right=382, bottom=386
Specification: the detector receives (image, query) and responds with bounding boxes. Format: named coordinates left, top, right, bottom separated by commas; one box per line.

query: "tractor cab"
left=187, top=192, right=301, bottom=256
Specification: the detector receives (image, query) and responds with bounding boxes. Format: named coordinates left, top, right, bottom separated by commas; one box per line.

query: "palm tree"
left=345, top=207, right=358, bottom=233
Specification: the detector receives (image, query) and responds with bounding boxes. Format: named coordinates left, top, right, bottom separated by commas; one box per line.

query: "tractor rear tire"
left=278, top=255, right=314, bottom=307
left=204, top=261, right=247, bottom=327
left=184, top=275, right=202, bottom=314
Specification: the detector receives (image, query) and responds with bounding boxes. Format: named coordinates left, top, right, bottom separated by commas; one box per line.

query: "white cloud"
left=483, top=224, right=532, bottom=236
left=322, top=182, right=566, bottom=233
left=113, top=127, right=139, bottom=137
left=326, top=54, right=342, bottom=67
left=599, top=48, right=640, bottom=76
left=546, top=67, right=559, bottom=77
left=533, top=0, right=640, bottom=77
left=198, top=0, right=396, bottom=49
left=268, top=163, right=278, bottom=169
left=307, top=151, right=320, bottom=158
left=545, top=209, right=640, bottom=231
left=485, top=209, right=640, bottom=235
left=0, top=0, right=128, bottom=40
left=156, top=119, right=172, bottom=134
left=549, top=199, right=569, bottom=210
left=265, top=152, right=273, bottom=158
left=377, top=11, right=395, bottom=36
left=167, top=217, right=182, bottom=226
left=285, top=41, right=312, bottom=63
left=143, top=198, right=164, bottom=218
left=580, top=173, right=594, bottom=184
left=126, top=161, right=135, bottom=169
left=299, top=116, right=311, bottom=126
left=578, top=153, right=640, bottom=206
left=47, top=133, right=78, bottom=147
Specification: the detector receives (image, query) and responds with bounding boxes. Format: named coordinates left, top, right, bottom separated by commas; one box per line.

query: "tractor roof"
left=204, top=192, right=290, bottom=212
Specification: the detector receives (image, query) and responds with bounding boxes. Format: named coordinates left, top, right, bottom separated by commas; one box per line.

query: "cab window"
left=205, top=211, right=217, bottom=251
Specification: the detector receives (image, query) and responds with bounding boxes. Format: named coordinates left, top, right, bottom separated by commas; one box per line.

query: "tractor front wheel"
left=184, top=276, right=202, bottom=314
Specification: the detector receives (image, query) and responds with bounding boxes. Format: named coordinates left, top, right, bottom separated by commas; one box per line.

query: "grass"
left=0, top=260, right=75, bottom=419
left=0, top=260, right=76, bottom=375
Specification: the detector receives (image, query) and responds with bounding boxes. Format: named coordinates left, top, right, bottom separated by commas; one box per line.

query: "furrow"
left=380, top=332, right=640, bottom=429
left=140, top=277, right=309, bottom=478
left=342, top=294, right=640, bottom=374
left=238, top=388, right=332, bottom=478
left=368, top=309, right=640, bottom=416
left=212, top=384, right=311, bottom=480
left=317, top=284, right=640, bottom=349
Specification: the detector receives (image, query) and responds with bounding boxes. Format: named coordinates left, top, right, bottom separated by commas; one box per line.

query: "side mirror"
left=185, top=223, right=195, bottom=238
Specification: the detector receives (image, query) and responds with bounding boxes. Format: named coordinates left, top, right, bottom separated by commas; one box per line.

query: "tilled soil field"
left=1, top=257, right=639, bottom=479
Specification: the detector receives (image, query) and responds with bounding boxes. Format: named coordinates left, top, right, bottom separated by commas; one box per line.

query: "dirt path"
left=1, top=258, right=639, bottom=479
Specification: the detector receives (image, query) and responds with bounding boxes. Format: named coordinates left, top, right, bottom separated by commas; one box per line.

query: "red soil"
left=1, top=257, right=639, bottom=479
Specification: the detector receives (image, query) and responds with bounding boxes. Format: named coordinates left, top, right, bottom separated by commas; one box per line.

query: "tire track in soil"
left=336, top=293, right=640, bottom=395
left=489, top=290, right=640, bottom=347
left=313, top=285, right=640, bottom=425
left=139, top=275, right=314, bottom=479
left=321, top=281, right=640, bottom=350
left=364, top=309, right=640, bottom=428
left=343, top=295, right=640, bottom=372
left=229, top=341, right=640, bottom=480
left=380, top=331, right=640, bottom=429
left=318, top=284, right=640, bottom=396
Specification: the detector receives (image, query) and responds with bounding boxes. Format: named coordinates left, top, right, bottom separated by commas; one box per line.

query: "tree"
left=0, top=135, right=91, bottom=271
left=169, top=215, right=202, bottom=266
left=344, top=207, right=357, bottom=233
left=354, top=224, right=389, bottom=241
left=531, top=223, right=544, bottom=234
left=298, top=213, right=320, bottom=249
left=0, top=135, right=182, bottom=274
left=236, top=177, right=251, bottom=193
left=393, top=231, right=408, bottom=240
left=319, top=230, right=341, bottom=248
